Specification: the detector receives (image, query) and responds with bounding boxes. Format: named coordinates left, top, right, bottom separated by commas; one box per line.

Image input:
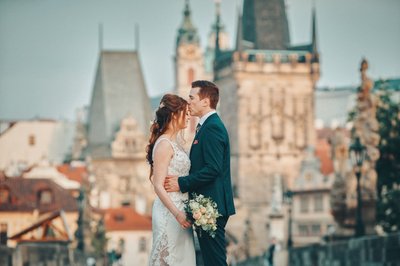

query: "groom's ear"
left=202, top=97, right=210, bottom=107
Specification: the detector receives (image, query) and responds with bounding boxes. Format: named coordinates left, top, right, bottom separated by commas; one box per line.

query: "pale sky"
left=0, top=0, right=399, bottom=120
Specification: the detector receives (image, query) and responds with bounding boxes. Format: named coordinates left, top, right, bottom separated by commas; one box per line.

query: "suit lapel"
left=189, top=113, right=218, bottom=159
left=198, top=113, right=218, bottom=133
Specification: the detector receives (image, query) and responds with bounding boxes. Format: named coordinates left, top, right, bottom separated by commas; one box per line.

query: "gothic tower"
left=204, top=0, right=231, bottom=78
left=85, top=29, right=154, bottom=213
left=175, top=0, right=204, bottom=98
left=87, top=51, right=152, bottom=158
left=216, top=0, right=320, bottom=256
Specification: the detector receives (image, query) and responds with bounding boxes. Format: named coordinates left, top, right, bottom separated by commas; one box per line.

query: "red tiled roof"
left=315, top=139, right=334, bottom=175
left=57, top=164, right=87, bottom=184
left=0, top=178, right=78, bottom=213
left=105, top=207, right=151, bottom=231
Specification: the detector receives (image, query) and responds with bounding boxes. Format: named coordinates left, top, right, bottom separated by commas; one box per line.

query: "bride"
left=146, top=94, right=195, bottom=266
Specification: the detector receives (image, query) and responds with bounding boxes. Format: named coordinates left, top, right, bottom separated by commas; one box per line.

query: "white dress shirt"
left=198, top=110, right=217, bottom=126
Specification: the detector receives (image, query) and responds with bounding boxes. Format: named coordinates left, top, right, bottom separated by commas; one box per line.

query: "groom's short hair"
left=192, top=80, right=219, bottom=109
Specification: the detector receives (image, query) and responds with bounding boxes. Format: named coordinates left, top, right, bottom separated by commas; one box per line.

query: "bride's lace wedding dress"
left=149, top=138, right=196, bottom=266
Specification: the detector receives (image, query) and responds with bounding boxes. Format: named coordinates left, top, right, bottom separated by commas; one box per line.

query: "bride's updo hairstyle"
left=146, top=94, right=188, bottom=179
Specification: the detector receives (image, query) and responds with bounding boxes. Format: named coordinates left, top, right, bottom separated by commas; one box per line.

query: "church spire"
left=176, top=0, right=199, bottom=46
left=311, top=4, right=319, bottom=63
left=135, top=23, right=140, bottom=51
left=214, top=0, right=221, bottom=54
left=213, top=0, right=221, bottom=81
left=311, top=5, right=318, bottom=54
left=98, top=23, right=103, bottom=52
left=235, top=5, right=243, bottom=51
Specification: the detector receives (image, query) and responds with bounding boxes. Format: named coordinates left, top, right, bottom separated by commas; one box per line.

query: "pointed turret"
left=98, top=23, right=103, bottom=52
left=214, top=0, right=221, bottom=69
left=204, top=0, right=230, bottom=77
left=235, top=6, right=243, bottom=51
left=311, top=6, right=318, bottom=53
left=207, top=0, right=230, bottom=51
left=87, top=51, right=152, bottom=158
left=174, top=0, right=206, bottom=97
left=213, top=2, right=221, bottom=80
left=176, top=0, right=200, bottom=47
left=311, top=5, right=319, bottom=63
left=241, top=0, right=290, bottom=50
left=135, top=23, right=140, bottom=51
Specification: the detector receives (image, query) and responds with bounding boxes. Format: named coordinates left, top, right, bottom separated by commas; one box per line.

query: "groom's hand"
left=164, top=175, right=180, bottom=192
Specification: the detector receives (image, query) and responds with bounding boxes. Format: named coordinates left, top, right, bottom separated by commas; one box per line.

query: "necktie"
left=195, top=123, right=201, bottom=134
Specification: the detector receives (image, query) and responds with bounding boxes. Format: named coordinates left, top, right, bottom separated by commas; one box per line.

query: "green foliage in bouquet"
left=183, top=193, right=222, bottom=238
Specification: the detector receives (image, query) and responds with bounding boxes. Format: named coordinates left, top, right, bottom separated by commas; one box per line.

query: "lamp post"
left=75, top=188, right=85, bottom=252
left=285, top=190, right=294, bottom=249
left=349, top=137, right=367, bottom=237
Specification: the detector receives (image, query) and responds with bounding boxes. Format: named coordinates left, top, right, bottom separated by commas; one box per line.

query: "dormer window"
left=0, top=188, right=10, bottom=204
left=114, top=214, right=125, bottom=222
left=38, top=189, right=52, bottom=204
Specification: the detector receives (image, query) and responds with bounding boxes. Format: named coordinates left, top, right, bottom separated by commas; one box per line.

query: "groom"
left=165, top=80, right=236, bottom=266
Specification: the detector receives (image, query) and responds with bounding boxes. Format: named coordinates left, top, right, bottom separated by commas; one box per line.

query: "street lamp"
left=285, top=190, right=294, bottom=249
left=75, top=188, right=85, bottom=252
left=349, top=137, right=367, bottom=237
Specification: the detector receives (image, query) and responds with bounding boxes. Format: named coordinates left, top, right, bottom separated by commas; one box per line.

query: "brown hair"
left=192, top=80, right=219, bottom=109
left=146, top=94, right=188, bottom=179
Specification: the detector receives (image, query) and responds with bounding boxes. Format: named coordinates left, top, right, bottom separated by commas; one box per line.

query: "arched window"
left=187, top=68, right=195, bottom=85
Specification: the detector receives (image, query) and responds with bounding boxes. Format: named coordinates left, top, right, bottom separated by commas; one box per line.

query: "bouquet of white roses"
left=183, top=193, right=222, bottom=238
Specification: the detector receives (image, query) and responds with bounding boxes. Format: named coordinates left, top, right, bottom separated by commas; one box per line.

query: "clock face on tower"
left=184, top=45, right=196, bottom=58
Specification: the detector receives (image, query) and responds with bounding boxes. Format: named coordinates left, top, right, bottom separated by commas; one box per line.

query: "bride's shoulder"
left=153, top=140, right=174, bottom=161
left=153, top=137, right=174, bottom=153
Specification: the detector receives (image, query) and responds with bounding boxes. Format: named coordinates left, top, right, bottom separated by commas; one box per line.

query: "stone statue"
left=330, top=58, right=380, bottom=234
left=353, top=58, right=380, bottom=199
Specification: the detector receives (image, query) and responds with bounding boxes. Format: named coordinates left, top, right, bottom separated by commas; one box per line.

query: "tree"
left=374, top=81, right=400, bottom=233
left=92, top=217, right=108, bottom=260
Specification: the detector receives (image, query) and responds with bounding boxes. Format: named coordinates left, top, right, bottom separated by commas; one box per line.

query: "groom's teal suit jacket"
left=178, top=113, right=236, bottom=217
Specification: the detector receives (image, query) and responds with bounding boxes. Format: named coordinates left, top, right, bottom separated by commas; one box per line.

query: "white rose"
left=199, top=217, right=208, bottom=225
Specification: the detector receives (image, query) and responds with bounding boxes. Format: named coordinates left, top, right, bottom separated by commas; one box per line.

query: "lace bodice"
left=153, top=137, right=190, bottom=177
left=153, top=137, right=191, bottom=202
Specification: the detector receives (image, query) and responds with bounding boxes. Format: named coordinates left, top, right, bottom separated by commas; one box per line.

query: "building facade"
left=0, top=178, right=78, bottom=247
left=105, top=207, right=152, bottom=266
left=215, top=0, right=320, bottom=256
left=291, top=147, right=336, bottom=246
left=0, top=120, right=74, bottom=175
left=85, top=50, right=154, bottom=214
